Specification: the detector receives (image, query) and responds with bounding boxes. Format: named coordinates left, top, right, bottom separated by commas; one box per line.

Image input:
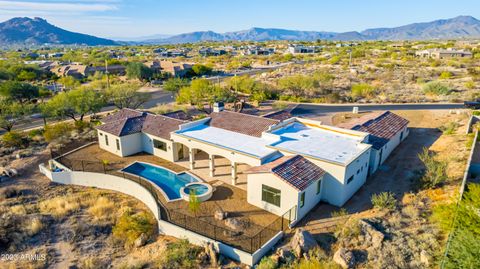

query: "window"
left=300, top=192, right=305, bottom=208
left=105, top=135, right=109, bottom=146
left=316, top=179, right=321, bottom=194
left=356, top=169, right=360, bottom=175
left=99, top=132, right=103, bottom=136
left=400, top=131, right=404, bottom=140
left=153, top=139, right=167, bottom=151
left=116, top=139, right=120, bottom=151
left=347, top=175, right=354, bottom=184
left=262, top=185, right=281, bottom=207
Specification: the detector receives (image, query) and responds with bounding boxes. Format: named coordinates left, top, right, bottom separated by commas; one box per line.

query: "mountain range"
left=1, top=16, right=480, bottom=46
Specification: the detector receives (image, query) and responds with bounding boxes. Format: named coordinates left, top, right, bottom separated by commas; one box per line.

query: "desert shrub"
left=439, top=71, right=453, bottom=79
left=351, top=83, right=376, bottom=99
left=371, top=192, right=396, bottom=210
left=417, top=147, right=448, bottom=189
left=87, top=196, right=115, bottom=223
left=39, top=196, right=81, bottom=218
left=422, top=81, right=452, bottom=95
left=439, top=121, right=459, bottom=135
left=26, top=217, right=44, bottom=236
left=157, top=239, right=201, bottom=269
left=465, top=80, right=476, bottom=89
left=331, top=208, right=348, bottom=218
left=112, top=210, right=155, bottom=248
left=10, top=205, right=27, bottom=215
left=257, top=256, right=277, bottom=269
left=43, top=122, right=74, bottom=142
left=2, top=131, right=27, bottom=148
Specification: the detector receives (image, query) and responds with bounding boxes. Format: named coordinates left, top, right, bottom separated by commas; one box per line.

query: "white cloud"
left=0, top=0, right=118, bottom=12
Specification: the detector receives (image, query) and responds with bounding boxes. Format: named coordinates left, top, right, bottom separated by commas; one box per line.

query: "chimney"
left=213, top=102, right=224, bottom=113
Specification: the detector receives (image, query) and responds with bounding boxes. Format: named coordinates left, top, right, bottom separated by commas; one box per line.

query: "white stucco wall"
left=247, top=173, right=299, bottom=217
left=97, top=130, right=142, bottom=157
left=247, top=173, right=322, bottom=221
left=369, top=127, right=409, bottom=174
left=142, top=133, right=177, bottom=162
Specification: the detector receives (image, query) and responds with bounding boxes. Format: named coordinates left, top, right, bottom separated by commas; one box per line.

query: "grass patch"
left=156, top=239, right=202, bottom=269
left=112, top=210, right=155, bottom=248
left=371, top=192, right=396, bottom=210
left=87, top=196, right=116, bottom=223
left=39, top=196, right=81, bottom=218
left=439, top=121, right=459, bottom=135
left=417, top=147, right=448, bottom=189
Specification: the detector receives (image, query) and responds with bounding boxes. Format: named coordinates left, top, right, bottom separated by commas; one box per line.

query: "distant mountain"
left=146, top=15, right=480, bottom=44
left=0, top=17, right=116, bottom=46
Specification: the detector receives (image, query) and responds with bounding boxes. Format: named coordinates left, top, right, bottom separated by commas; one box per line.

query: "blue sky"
left=1, top=0, right=480, bottom=38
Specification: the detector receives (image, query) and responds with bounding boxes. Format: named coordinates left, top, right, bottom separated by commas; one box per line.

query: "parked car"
left=464, top=100, right=480, bottom=109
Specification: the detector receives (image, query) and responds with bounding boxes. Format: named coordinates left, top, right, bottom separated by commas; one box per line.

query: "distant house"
left=337, top=111, right=409, bottom=175
left=158, top=50, right=186, bottom=58
left=244, top=46, right=275, bottom=56
left=199, top=48, right=227, bottom=57
left=286, top=44, right=320, bottom=54
left=52, top=64, right=126, bottom=78
left=156, top=60, right=193, bottom=77
left=415, top=48, right=473, bottom=59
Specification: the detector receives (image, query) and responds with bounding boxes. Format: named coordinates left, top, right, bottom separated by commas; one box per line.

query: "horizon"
left=1, top=0, right=480, bottom=39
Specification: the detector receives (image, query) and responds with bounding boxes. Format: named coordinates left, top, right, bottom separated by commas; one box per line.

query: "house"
left=199, top=48, right=227, bottom=57
left=243, top=46, right=275, bottom=56
left=156, top=60, right=193, bottom=77
left=95, top=107, right=410, bottom=220
left=415, top=48, right=473, bottom=59
left=158, top=50, right=187, bottom=58
left=286, top=44, right=320, bottom=54
left=337, top=111, right=409, bottom=174
left=52, top=64, right=89, bottom=79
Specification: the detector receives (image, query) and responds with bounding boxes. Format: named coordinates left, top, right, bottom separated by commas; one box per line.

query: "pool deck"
left=58, top=144, right=279, bottom=237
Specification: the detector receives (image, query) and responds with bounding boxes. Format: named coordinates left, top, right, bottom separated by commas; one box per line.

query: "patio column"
left=231, top=161, right=237, bottom=185
left=189, top=148, right=195, bottom=170
left=209, top=154, right=215, bottom=177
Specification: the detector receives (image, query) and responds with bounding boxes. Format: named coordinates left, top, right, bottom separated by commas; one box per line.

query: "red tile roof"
left=208, top=110, right=279, bottom=137
left=351, top=111, right=409, bottom=150
left=263, top=110, right=293, bottom=121
left=246, top=155, right=326, bottom=191
left=96, top=109, right=185, bottom=139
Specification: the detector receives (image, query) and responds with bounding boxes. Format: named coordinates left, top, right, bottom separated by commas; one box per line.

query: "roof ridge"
left=220, top=110, right=280, bottom=122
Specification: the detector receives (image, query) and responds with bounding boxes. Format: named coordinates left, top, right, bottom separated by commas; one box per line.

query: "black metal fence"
left=52, top=153, right=297, bottom=253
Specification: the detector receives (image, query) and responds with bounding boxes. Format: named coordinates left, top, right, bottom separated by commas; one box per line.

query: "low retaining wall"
left=38, top=164, right=282, bottom=266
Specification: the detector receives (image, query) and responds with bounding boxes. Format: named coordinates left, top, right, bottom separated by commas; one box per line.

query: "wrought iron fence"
left=53, top=154, right=297, bottom=253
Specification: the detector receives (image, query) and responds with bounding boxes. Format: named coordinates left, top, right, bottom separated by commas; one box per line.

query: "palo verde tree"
left=43, top=86, right=105, bottom=122
left=176, top=78, right=232, bottom=113
left=163, top=77, right=190, bottom=96
left=126, top=62, right=153, bottom=81
left=0, top=100, right=33, bottom=132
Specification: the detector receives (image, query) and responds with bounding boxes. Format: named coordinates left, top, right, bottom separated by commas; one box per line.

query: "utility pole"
left=105, top=59, right=110, bottom=91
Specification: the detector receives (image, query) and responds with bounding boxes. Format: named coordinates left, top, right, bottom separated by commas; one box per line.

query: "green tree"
left=191, top=64, right=212, bottom=76
left=58, top=76, right=80, bottom=90
left=188, top=189, right=200, bottom=216
left=0, top=101, right=33, bottom=132
left=226, top=75, right=258, bottom=94
left=106, top=82, right=149, bottom=109
left=163, top=77, right=190, bottom=95
left=44, top=87, right=105, bottom=121
left=0, top=81, right=39, bottom=104
left=176, top=79, right=231, bottom=113
left=422, top=81, right=451, bottom=95
left=126, top=62, right=153, bottom=81
left=278, top=75, right=317, bottom=98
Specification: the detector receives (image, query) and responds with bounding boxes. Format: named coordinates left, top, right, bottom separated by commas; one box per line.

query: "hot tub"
left=180, top=182, right=213, bottom=202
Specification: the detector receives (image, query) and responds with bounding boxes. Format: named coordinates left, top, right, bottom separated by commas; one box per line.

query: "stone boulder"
left=333, top=248, right=356, bottom=269
left=133, top=233, right=148, bottom=248
left=204, top=242, right=218, bottom=266
left=289, top=229, right=319, bottom=257
left=224, top=217, right=245, bottom=230
left=359, top=220, right=384, bottom=248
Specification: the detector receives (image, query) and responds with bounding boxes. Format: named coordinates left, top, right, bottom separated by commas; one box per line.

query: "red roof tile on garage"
left=208, top=110, right=279, bottom=137
left=246, top=155, right=326, bottom=191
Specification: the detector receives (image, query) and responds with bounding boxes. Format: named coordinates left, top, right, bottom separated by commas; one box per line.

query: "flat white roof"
left=269, top=122, right=369, bottom=165
left=175, top=124, right=277, bottom=159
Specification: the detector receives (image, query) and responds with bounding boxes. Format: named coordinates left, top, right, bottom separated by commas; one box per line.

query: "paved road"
left=291, top=103, right=465, bottom=117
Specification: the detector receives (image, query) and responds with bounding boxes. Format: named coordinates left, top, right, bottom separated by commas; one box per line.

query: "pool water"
left=184, top=184, right=209, bottom=195
left=122, top=162, right=198, bottom=200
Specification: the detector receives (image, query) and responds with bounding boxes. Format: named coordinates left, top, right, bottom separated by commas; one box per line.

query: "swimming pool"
left=122, top=162, right=199, bottom=201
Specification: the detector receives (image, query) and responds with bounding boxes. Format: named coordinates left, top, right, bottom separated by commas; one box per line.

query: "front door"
left=177, top=144, right=184, bottom=160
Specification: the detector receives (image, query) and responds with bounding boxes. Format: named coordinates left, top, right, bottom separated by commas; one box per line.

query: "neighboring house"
left=337, top=111, right=409, bottom=175
left=96, top=107, right=409, bottom=220
left=158, top=50, right=187, bottom=58
left=286, top=44, right=320, bottom=54
left=243, top=46, right=275, bottom=56
left=199, top=48, right=227, bottom=57
left=52, top=64, right=126, bottom=78
left=415, top=48, right=473, bottom=59
left=156, top=60, right=193, bottom=77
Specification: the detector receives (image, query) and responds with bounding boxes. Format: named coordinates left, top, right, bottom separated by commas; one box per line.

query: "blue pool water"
left=122, top=162, right=198, bottom=200
left=184, top=183, right=209, bottom=195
